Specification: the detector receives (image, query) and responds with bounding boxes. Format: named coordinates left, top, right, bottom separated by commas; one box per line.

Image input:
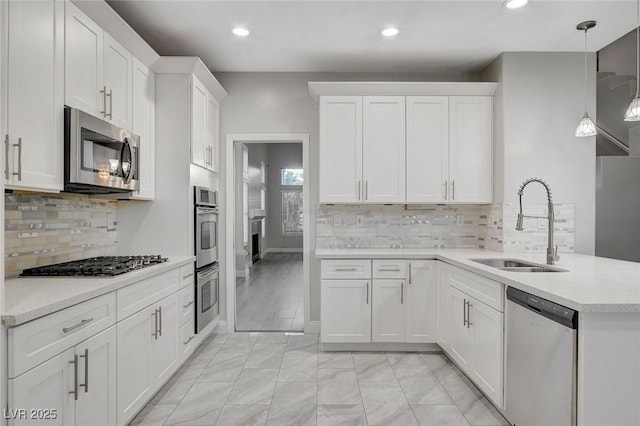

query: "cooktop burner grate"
left=20, top=255, right=168, bottom=277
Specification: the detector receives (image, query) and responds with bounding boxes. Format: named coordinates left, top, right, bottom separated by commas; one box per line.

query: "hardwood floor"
left=236, top=252, right=304, bottom=331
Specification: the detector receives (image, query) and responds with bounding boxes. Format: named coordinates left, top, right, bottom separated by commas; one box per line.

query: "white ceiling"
left=105, top=0, right=638, bottom=73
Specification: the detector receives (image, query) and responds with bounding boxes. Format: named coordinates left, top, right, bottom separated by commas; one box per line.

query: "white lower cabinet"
left=405, top=260, right=437, bottom=343
left=371, top=279, right=405, bottom=342
left=321, top=259, right=438, bottom=344
left=116, top=292, right=180, bottom=425
left=321, top=279, right=371, bottom=343
left=9, top=326, right=117, bottom=426
left=446, top=266, right=504, bottom=409
left=436, top=262, right=452, bottom=348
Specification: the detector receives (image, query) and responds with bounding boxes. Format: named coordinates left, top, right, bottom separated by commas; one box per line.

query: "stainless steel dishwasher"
left=505, top=287, right=578, bottom=426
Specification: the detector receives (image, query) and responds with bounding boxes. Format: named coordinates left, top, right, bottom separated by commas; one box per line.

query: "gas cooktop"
left=20, top=255, right=168, bottom=277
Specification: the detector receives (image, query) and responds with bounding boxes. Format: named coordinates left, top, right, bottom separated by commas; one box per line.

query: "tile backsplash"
left=315, top=203, right=575, bottom=253
left=5, top=192, right=117, bottom=277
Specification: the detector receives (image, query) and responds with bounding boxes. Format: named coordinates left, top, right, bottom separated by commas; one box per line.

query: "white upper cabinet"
left=191, top=75, right=208, bottom=169
left=4, top=0, right=64, bottom=192
left=65, top=1, right=132, bottom=129
left=64, top=1, right=104, bottom=117
left=316, top=85, right=494, bottom=205
left=363, top=97, right=406, bottom=203
left=207, top=93, right=220, bottom=172
left=449, top=96, right=493, bottom=203
left=319, top=96, right=363, bottom=203
left=406, top=96, right=449, bottom=203
left=102, top=33, right=132, bottom=129
left=131, top=58, right=155, bottom=200
left=190, top=75, right=218, bottom=172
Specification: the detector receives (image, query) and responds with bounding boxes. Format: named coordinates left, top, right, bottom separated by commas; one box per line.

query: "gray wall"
left=481, top=52, right=596, bottom=255
left=267, top=143, right=303, bottom=250
left=216, top=71, right=476, bottom=323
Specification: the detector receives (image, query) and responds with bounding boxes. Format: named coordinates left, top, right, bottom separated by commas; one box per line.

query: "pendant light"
left=624, top=0, right=640, bottom=121
left=575, top=20, right=597, bottom=137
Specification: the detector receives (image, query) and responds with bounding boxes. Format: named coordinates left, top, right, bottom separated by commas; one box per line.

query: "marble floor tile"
left=199, top=352, right=248, bottom=383
left=286, top=334, right=318, bottom=353
left=317, top=404, right=367, bottom=426
left=318, top=351, right=354, bottom=369
left=185, top=342, right=224, bottom=369
left=267, top=382, right=318, bottom=426
left=164, top=381, right=233, bottom=426
left=226, top=368, right=279, bottom=405
left=422, top=354, right=468, bottom=385
left=318, top=368, right=361, bottom=405
left=387, top=353, right=428, bottom=370
left=353, top=353, right=398, bottom=384
left=215, top=404, right=270, bottom=426
left=411, top=405, right=470, bottom=426
left=149, top=371, right=197, bottom=405
left=129, top=403, right=176, bottom=425
left=395, top=369, right=452, bottom=405
left=440, top=379, right=509, bottom=426
left=256, top=332, right=290, bottom=345
left=359, top=382, right=418, bottom=426
left=278, top=350, right=318, bottom=382
left=245, top=343, right=286, bottom=369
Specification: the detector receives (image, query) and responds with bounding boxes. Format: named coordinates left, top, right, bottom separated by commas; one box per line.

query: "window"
left=281, top=168, right=303, bottom=186
left=281, top=190, right=303, bottom=235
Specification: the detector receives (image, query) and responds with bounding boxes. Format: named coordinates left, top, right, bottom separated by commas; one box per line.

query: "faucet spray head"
left=516, top=213, right=524, bottom=231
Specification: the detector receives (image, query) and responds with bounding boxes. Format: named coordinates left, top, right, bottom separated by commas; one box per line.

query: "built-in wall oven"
left=196, top=263, right=219, bottom=333
left=194, top=186, right=219, bottom=333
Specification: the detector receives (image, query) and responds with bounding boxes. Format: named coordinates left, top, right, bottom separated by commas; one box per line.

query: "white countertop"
left=316, top=248, right=640, bottom=313
left=2, top=256, right=196, bottom=327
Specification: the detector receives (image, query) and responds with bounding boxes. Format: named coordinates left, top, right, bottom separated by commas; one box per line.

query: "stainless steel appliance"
left=196, top=262, right=219, bottom=333
left=505, top=286, right=578, bottom=426
left=64, top=106, right=140, bottom=194
left=194, top=186, right=219, bottom=269
left=20, top=255, right=167, bottom=277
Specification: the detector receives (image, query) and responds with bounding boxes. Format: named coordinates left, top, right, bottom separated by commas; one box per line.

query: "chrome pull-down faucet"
left=516, top=178, right=560, bottom=266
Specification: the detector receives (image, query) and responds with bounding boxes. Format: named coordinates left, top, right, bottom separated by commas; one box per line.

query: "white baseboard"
left=263, top=248, right=303, bottom=254
left=321, top=342, right=441, bottom=352
left=305, top=321, right=320, bottom=334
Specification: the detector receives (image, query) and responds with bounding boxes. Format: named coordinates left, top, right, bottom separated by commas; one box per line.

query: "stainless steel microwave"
left=64, top=107, right=140, bottom=194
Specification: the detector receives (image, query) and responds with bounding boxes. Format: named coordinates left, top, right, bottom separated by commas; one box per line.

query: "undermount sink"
left=471, top=258, right=567, bottom=273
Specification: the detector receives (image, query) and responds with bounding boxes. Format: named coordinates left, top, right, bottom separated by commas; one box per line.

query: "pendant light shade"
left=625, top=0, right=640, bottom=121
left=575, top=112, right=597, bottom=137
left=575, top=20, right=597, bottom=138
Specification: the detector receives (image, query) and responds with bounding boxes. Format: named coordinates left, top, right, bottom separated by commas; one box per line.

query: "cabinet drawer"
left=179, top=285, right=195, bottom=326
left=117, top=269, right=180, bottom=321
left=321, top=260, right=371, bottom=279
left=372, top=259, right=406, bottom=279
left=180, top=318, right=196, bottom=362
left=180, top=264, right=195, bottom=289
left=8, top=293, right=116, bottom=378
left=448, top=266, right=504, bottom=312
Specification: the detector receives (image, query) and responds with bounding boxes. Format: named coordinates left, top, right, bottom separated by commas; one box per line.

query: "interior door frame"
left=225, top=133, right=310, bottom=333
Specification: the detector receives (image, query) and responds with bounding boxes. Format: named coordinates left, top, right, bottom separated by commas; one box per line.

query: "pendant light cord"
left=636, top=0, right=640, bottom=98
left=584, top=28, right=588, bottom=111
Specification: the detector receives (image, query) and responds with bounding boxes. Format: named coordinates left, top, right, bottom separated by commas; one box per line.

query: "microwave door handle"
left=120, top=138, right=134, bottom=184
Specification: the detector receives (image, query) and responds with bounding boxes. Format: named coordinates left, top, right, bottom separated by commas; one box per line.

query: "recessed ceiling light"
left=381, top=27, right=400, bottom=37
left=503, top=0, right=528, bottom=9
left=232, top=27, right=250, bottom=37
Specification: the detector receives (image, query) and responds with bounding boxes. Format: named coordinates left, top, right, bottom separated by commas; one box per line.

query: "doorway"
left=225, top=134, right=310, bottom=333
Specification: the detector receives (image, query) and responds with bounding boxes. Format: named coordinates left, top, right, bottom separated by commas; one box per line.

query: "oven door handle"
left=197, top=208, right=219, bottom=215
left=198, top=270, right=218, bottom=280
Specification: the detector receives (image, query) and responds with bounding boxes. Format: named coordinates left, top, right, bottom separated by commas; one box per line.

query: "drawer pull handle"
left=79, top=348, right=89, bottom=393
left=69, top=354, right=79, bottom=400
left=63, top=318, right=94, bottom=334
left=378, top=268, right=401, bottom=272
left=183, top=336, right=194, bottom=345
left=183, top=301, right=194, bottom=308
left=335, top=268, right=358, bottom=272
left=183, top=272, right=194, bottom=279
